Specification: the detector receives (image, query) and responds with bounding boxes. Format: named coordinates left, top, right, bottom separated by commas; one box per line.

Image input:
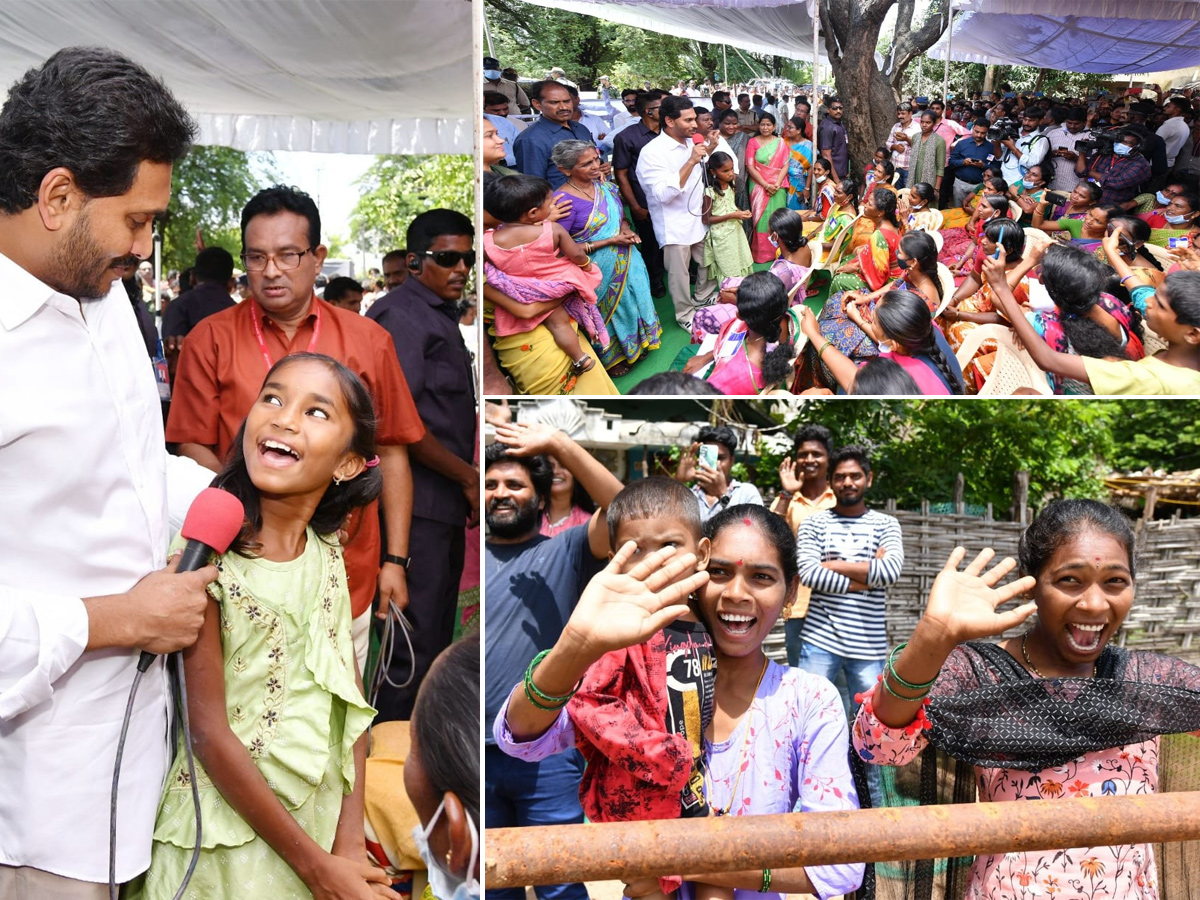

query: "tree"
left=161, top=146, right=276, bottom=273
left=1106, top=401, right=1200, bottom=473
left=818, top=0, right=949, bottom=173
left=349, top=155, right=473, bottom=255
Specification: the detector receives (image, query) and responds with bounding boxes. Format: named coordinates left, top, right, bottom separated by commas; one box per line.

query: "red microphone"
left=137, top=488, right=245, bottom=672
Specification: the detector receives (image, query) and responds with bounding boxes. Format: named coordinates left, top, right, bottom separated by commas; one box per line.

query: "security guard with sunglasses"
left=367, top=208, right=479, bottom=721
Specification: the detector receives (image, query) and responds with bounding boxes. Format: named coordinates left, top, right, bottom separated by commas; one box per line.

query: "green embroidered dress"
left=128, top=529, right=374, bottom=900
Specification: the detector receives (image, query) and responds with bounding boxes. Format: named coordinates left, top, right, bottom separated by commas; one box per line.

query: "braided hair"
left=1040, top=244, right=1138, bottom=359
left=875, top=290, right=964, bottom=394
left=900, top=230, right=942, bottom=306
left=871, top=186, right=901, bottom=230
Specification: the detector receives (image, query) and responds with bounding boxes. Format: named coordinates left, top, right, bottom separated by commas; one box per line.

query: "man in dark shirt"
left=161, top=245, right=235, bottom=342
left=948, top=119, right=995, bottom=206
left=1126, top=102, right=1168, bottom=192
left=818, top=97, right=849, bottom=178
left=612, top=90, right=666, bottom=296
left=512, top=80, right=594, bottom=189
left=366, top=208, right=479, bottom=720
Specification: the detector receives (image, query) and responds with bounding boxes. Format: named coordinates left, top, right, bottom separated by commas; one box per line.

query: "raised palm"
left=923, top=547, right=1038, bottom=644
left=566, top=543, right=709, bottom=659
left=778, top=457, right=803, bottom=493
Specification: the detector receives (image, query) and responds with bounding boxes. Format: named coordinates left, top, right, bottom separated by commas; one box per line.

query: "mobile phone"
left=1169, top=235, right=1189, bottom=249
left=991, top=248, right=1002, bottom=260
left=697, top=444, right=720, bottom=470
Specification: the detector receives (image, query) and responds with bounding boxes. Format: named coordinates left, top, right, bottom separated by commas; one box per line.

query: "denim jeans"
left=894, top=167, right=909, bottom=189
left=784, top=618, right=806, bottom=668
left=796, top=642, right=885, bottom=809
left=485, top=745, right=589, bottom=900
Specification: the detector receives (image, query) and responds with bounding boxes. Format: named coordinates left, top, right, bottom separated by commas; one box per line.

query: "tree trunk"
left=983, top=64, right=997, bottom=93
left=820, top=0, right=897, bottom=176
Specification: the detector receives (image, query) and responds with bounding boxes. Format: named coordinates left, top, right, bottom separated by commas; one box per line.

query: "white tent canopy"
left=928, top=0, right=1200, bottom=75
left=0, top=0, right=472, bottom=155
left=516, top=0, right=826, bottom=63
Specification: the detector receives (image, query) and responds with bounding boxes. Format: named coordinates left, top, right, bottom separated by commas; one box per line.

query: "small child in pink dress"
left=483, top=174, right=605, bottom=375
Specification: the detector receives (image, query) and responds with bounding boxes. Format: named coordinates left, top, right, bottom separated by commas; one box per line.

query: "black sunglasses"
left=421, top=250, right=477, bottom=268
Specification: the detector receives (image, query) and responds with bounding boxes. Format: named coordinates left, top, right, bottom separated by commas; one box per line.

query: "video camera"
left=1075, top=129, right=1122, bottom=155
left=987, top=117, right=1020, bottom=142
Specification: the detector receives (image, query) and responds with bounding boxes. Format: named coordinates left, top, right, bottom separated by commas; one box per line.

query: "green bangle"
left=759, top=868, right=772, bottom=893
left=881, top=665, right=931, bottom=702
left=523, top=649, right=582, bottom=710
left=817, top=339, right=832, bottom=359
left=887, top=642, right=939, bottom=692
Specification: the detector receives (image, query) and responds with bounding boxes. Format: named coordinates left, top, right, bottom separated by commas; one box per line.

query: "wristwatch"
left=383, top=554, right=412, bottom=570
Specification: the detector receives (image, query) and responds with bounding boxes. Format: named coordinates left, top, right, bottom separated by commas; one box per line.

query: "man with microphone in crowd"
left=0, top=48, right=220, bottom=899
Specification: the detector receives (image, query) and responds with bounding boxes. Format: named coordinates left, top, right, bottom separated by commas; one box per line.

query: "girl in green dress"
left=130, top=352, right=396, bottom=900
left=703, top=151, right=754, bottom=282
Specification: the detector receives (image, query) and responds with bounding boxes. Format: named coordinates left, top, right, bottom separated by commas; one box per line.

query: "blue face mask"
left=1156, top=190, right=1171, bottom=205
left=413, top=799, right=480, bottom=900
left=1113, top=143, right=1133, bottom=157
left=483, top=69, right=502, bottom=81
left=1166, top=213, right=1189, bottom=225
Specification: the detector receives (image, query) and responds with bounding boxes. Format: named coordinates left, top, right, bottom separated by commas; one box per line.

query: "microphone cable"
left=369, top=599, right=415, bottom=710
left=109, top=652, right=202, bottom=900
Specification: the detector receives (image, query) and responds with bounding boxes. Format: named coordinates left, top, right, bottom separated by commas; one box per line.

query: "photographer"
left=998, top=108, right=1050, bottom=186
left=1076, top=130, right=1152, bottom=207
left=673, top=425, right=763, bottom=522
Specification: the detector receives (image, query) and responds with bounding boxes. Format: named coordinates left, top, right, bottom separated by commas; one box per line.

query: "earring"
left=445, top=849, right=453, bottom=868
left=333, top=475, right=343, bottom=486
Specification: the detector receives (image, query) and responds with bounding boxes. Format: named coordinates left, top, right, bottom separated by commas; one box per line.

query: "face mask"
left=768, top=234, right=779, bottom=248
left=1156, top=190, right=1171, bottom=205
left=483, top=69, right=502, bottom=81
left=816, top=175, right=827, bottom=184
left=1166, top=213, right=1189, bottom=225
left=896, top=257, right=911, bottom=270
left=412, top=799, right=480, bottom=900
left=1113, top=144, right=1133, bottom=156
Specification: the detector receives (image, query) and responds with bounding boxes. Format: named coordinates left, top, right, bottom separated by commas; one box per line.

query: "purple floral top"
left=853, top=645, right=1200, bottom=900
left=494, top=660, right=863, bottom=899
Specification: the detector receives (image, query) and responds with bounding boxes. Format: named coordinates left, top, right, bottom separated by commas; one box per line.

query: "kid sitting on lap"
left=483, top=173, right=607, bottom=375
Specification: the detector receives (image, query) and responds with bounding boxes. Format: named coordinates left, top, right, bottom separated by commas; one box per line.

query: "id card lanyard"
left=249, top=297, right=322, bottom=370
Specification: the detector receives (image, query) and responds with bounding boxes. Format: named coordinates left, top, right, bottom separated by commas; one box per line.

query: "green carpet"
left=609, top=262, right=833, bottom=394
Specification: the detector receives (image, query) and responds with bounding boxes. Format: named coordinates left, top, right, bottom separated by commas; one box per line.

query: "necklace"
left=567, top=179, right=596, bottom=201
left=709, top=656, right=769, bottom=817
left=1020, top=633, right=1045, bottom=678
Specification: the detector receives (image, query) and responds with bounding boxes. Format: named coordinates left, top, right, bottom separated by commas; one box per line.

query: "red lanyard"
left=249, top=298, right=322, bottom=371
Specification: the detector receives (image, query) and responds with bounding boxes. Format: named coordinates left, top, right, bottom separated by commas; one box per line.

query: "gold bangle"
left=817, top=339, right=832, bottom=359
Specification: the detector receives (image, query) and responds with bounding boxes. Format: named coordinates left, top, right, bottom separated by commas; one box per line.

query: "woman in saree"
left=783, top=116, right=815, bottom=211
left=826, top=186, right=904, bottom=299
left=938, top=167, right=1003, bottom=264
left=798, top=157, right=839, bottom=233
left=1007, top=162, right=1050, bottom=225
left=683, top=271, right=802, bottom=395
left=816, top=230, right=945, bottom=360
left=747, top=113, right=790, bottom=263
left=947, top=187, right=1011, bottom=274
left=1102, top=216, right=1166, bottom=313
left=1026, top=240, right=1145, bottom=394
left=551, top=140, right=663, bottom=376
left=1033, top=199, right=1123, bottom=254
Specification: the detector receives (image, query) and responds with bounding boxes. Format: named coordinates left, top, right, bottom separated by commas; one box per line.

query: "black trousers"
left=372, top=516, right=466, bottom=721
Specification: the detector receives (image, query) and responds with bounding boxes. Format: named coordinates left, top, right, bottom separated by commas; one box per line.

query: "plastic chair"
left=934, top=263, right=956, bottom=318
left=813, top=215, right=860, bottom=270
left=954, top=323, right=1052, bottom=396
left=1141, top=242, right=1174, bottom=268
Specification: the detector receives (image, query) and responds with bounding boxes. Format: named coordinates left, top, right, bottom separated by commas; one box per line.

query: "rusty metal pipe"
left=486, top=791, right=1200, bottom=887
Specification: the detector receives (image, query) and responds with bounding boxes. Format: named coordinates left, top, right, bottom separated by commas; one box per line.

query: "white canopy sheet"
left=929, top=0, right=1200, bottom=74
left=0, top=0, right=472, bottom=155
left=517, top=0, right=825, bottom=62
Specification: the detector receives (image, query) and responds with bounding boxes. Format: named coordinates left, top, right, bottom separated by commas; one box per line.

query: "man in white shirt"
left=999, top=108, right=1051, bottom=185
left=1044, top=106, right=1092, bottom=192
left=0, top=48, right=216, bottom=899
left=636, top=95, right=715, bottom=329
left=1158, top=97, right=1191, bottom=169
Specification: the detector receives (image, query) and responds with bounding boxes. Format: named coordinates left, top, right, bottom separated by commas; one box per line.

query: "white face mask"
left=815, top=174, right=827, bottom=184
left=412, top=799, right=480, bottom=900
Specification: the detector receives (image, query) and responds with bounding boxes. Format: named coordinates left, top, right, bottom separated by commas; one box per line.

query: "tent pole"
left=723, top=44, right=728, bottom=87
left=942, top=5, right=953, bottom=101
left=811, top=1, right=820, bottom=209
left=482, top=1, right=494, bottom=58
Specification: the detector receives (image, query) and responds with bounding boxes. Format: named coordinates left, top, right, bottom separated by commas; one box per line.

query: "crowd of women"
left=481, top=85, right=1200, bottom=396
left=484, top=417, right=1200, bottom=900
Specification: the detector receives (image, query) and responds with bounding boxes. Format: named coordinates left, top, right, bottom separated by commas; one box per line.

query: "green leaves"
left=349, top=155, right=473, bottom=255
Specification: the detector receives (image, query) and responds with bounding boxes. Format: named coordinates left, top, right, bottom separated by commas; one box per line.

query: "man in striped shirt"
left=794, top=445, right=904, bottom=717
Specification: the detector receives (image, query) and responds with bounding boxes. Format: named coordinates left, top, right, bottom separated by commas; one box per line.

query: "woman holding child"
left=552, top=140, right=663, bottom=375
left=494, top=487, right=864, bottom=900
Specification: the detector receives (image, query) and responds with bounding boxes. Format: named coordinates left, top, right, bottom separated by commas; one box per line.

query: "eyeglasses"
left=421, top=250, right=477, bottom=269
left=831, top=106, right=844, bottom=111
left=241, top=248, right=315, bottom=272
